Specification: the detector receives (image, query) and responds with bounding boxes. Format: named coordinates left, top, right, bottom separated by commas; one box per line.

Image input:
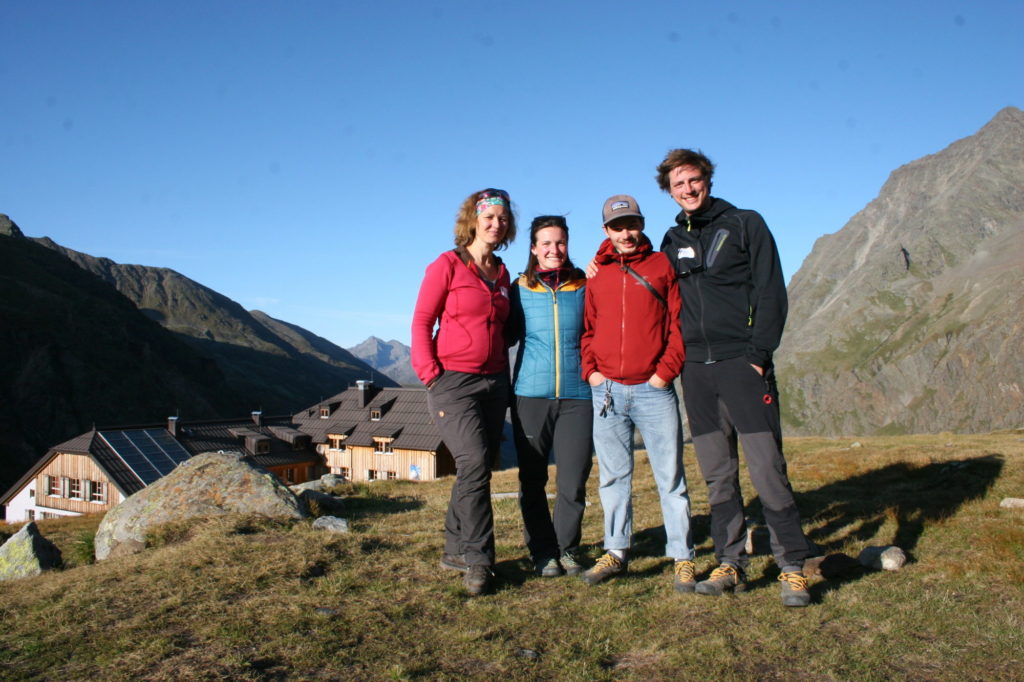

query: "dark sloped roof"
left=0, top=430, right=102, bottom=505
left=0, top=430, right=149, bottom=503
left=91, top=433, right=147, bottom=496
left=176, top=416, right=317, bottom=466
left=293, top=385, right=442, bottom=452
left=52, top=431, right=98, bottom=454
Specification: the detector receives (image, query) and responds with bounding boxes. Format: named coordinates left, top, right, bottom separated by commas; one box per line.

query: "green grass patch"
left=1, top=433, right=1022, bottom=679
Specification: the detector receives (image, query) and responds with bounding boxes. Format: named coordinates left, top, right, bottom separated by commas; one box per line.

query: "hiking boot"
left=535, top=556, right=564, bottom=578
left=464, top=565, right=493, bottom=596
left=695, top=563, right=746, bottom=596
left=560, top=551, right=584, bottom=577
left=440, top=553, right=468, bottom=573
left=673, top=559, right=697, bottom=593
left=581, top=552, right=627, bottom=585
left=778, top=570, right=811, bottom=607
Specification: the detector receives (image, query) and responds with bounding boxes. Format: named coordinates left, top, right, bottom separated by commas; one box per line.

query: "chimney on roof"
left=168, top=416, right=179, bottom=437
left=252, top=410, right=262, bottom=427
left=356, top=380, right=374, bottom=408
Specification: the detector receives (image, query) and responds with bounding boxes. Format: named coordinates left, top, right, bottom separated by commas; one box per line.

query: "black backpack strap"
left=622, top=264, right=668, bottom=308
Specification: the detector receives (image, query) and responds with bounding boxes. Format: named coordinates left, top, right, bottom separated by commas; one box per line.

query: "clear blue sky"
left=3, top=1, right=1021, bottom=348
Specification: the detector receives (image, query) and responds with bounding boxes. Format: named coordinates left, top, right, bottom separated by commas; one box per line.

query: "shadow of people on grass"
left=739, top=453, right=1004, bottom=593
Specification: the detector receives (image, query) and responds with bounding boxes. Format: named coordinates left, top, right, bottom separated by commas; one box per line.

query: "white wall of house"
left=4, top=480, right=82, bottom=523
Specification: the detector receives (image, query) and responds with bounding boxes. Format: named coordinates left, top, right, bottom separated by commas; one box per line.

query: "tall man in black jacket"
left=656, top=148, right=811, bottom=607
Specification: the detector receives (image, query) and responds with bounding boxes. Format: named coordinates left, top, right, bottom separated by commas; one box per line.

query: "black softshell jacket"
left=659, top=197, right=787, bottom=367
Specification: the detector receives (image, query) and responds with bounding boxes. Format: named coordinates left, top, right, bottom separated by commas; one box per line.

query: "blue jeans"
left=591, top=380, right=693, bottom=560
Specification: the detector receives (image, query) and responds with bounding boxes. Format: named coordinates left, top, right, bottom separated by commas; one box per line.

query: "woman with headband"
left=507, top=215, right=593, bottom=578
left=411, top=188, right=517, bottom=597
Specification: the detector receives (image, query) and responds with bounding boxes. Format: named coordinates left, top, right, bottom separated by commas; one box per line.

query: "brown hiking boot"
left=695, top=563, right=746, bottom=596
left=581, top=552, right=627, bottom=585
left=673, top=560, right=697, bottom=593
left=440, top=553, right=468, bottom=573
left=779, top=570, right=811, bottom=607
left=464, top=565, right=493, bottom=596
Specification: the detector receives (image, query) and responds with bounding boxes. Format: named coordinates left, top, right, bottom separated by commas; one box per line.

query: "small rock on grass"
left=312, top=516, right=350, bottom=533
left=1000, top=498, right=1024, bottom=509
left=858, top=545, right=907, bottom=571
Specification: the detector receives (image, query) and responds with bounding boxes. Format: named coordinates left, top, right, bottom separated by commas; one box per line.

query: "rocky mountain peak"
left=0, top=214, right=24, bottom=238
left=776, top=107, right=1024, bottom=436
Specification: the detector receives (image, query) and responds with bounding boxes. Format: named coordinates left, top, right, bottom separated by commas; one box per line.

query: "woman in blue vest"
left=508, top=215, right=593, bottom=577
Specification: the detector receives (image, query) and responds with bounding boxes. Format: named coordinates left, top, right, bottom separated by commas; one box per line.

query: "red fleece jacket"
left=581, top=237, right=685, bottom=385
left=411, top=250, right=511, bottom=385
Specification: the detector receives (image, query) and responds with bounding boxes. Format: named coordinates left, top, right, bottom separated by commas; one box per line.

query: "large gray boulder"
left=94, top=451, right=306, bottom=561
left=0, top=522, right=62, bottom=581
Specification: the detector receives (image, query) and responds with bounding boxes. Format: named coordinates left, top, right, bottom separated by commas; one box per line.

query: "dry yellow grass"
left=1, top=431, right=1022, bottom=680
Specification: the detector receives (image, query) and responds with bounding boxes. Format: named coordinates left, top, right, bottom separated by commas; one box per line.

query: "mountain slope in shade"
left=776, top=106, right=1024, bottom=436
left=33, top=238, right=396, bottom=412
left=347, top=336, right=418, bottom=386
left=0, top=220, right=250, bottom=494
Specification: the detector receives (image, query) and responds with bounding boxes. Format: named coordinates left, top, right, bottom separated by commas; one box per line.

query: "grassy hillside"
left=2, top=432, right=1022, bottom=680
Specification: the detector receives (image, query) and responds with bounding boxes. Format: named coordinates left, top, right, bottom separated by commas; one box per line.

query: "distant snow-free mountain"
left=347, top=336, right=418, bottom=386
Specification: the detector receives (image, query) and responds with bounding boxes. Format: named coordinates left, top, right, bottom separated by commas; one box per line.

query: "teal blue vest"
left=511, top=274, right=589, bottom=400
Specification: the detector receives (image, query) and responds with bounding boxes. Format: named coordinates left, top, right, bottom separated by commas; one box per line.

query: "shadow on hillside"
left=739, top=453, right=1004, bottom=592
left=335, top=495, right=424, bottom=519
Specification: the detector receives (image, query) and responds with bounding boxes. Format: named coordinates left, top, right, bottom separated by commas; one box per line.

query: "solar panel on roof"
left=99, top=429, right=194, bottom=486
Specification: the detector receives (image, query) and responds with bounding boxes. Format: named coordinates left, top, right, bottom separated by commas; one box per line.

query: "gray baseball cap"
left=602, top=194, right=644, bottom=225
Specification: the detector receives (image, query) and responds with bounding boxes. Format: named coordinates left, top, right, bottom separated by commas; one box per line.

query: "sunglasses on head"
left=479, top=188, right=510, bottom=201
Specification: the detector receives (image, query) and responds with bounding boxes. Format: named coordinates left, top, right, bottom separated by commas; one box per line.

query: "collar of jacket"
left=594, top=233, right=654, bottom=265
left=516, top=271, right=586, bottom=293
left=453, top=246, right=504, bottom=269
left=674, top=197, right=734, bottom=231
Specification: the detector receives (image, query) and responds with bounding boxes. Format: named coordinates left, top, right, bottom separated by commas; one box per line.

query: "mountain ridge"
left=1, top=221, right=395, bottom=496
left=776, top=106, right=1024, bottom=436
left=347, top=336, right=417, bottom=386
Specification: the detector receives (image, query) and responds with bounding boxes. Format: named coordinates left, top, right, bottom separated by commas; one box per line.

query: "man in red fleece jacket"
left=579, top=194, right=696, bottom=593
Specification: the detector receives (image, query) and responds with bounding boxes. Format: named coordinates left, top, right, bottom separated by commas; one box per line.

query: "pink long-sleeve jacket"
left=411, top=250, right=511, bottom=386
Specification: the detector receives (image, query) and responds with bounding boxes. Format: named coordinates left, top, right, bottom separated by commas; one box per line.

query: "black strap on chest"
left=621, top=264, right=668, bottom=308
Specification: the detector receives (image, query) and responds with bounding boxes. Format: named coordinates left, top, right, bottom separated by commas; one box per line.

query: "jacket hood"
left=674, top=197, right=736, bottom=229
left=593, top=233, right=655, bottom=265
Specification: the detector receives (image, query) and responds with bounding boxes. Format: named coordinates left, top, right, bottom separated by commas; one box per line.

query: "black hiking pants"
left=512, top=396, right=594, bottom=560
left=682, top=357, right=810, bottom=570
left=426, top=370, right=509, bottom=568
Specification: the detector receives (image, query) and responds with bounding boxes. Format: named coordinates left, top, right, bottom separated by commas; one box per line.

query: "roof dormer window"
left=370, top=408, right=382, bottom=421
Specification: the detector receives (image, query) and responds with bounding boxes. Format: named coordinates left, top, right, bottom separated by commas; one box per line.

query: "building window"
left=320, top=406, right=330, bottom=418
left=41, top=512, right=61, bottom=520
left=255, top=439, right=271, bottom=454
left=370, top=409, right=382, bottom=421
left=90, top=481, right=107, bottom=504
left=29, top=489, right=34, bottom=498
left=26, top=510, right=35, bottom=521
left=374, top=440, right=394, bottom=455
left=386, top=471, right=397, bottom=480
left=367, top=469, right=378, bottom=480
left=284, top=468, right=295, bottom=483
left=340, top=467, right=350, bottom=479
left=68, top=479, right=83, bottom=500
left=48, top=477, right=61, bottom=497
